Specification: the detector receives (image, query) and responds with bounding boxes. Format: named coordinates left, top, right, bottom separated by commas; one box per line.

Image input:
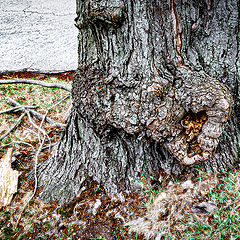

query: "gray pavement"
left=0, top=0, right=78, bottom=73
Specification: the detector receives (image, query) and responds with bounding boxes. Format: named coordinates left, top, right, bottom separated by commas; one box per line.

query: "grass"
left=180, top=169, right=240, bottom=239
left=1, top=79, right=71, bottom=117
left=138, top=173, right=163, bottom=209
left=128, top=168, right=240, bottom=240
left=0, top=75, right=71, bottom=155
left=175, top=170, right=238, bottom=239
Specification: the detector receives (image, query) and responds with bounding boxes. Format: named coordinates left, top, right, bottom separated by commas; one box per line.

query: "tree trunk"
left=38, top=0, right=240, bottom=204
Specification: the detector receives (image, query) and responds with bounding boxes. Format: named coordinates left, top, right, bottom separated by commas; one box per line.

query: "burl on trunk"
left=38, top=0, right=240, bottom=203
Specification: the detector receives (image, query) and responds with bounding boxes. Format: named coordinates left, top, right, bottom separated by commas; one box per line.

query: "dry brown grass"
left=127, top=169, right=240, bottom=240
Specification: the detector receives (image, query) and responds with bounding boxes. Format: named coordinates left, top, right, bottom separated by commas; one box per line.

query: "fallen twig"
left=15, top=135, right=46, bottom=229
left=25, top=110, right=47, bottom=138
left=23, top=109, right=51, bottom=147
left=41, top=94, right=71, bottom=128
left=0, top=113, right=26, bottom=141
left=41, top=142, right=58, bottom=151
left=49, top=94, right=71, bottom=110
left=6, top=97, right=66, bottom=128
left=63, top=104, right=72, bottom=123
left=22, top=126, right=39, bottom=137
left=29, top=109, right=66, bottom=128
left=0, top=106, right=35, bottom=115
left=0, top=78, right=71, bottom=92
left=34, top=95, right=70, bottom=150
left=40, top=108, right=52, bottom=151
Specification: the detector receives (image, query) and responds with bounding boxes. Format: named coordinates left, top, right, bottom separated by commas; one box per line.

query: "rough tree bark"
left=38, top=0, right=240, bottom=204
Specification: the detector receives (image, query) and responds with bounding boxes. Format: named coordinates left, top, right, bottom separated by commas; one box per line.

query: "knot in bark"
left=76, top=1, right=126, bottom=28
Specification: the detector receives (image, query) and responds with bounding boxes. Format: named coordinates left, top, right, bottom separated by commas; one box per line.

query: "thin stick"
left=15, top=110, right=48, bottom=228
left=22, top=126, right=39, bottom=136
left=63, top=104, right=72, bottom=123
left=40, top=94, right=71, bottom=132
left=25, top=110, right=47, bottom=137
left=13, top=141, right=35, bottom=150
left=29, top=109, right=66, bottom=128
left=15, top=135, right=46, bottom=228
left=49, top=94, right=71, bottom=110
left=39, top=108, right=52, bottom=151
left=0, top=106, right=22, bottom=114
left=41, top=142, right=58, bottom=151
left=25, top=110, right=52, bottom=146
left=6, top=97, right=65, bottom=128
left=41, top=94, right=71, bottom=125
left=0, top=113, right=26, bottom=141
left=36, top=95, right=70, bottom=149
left=0, top=106, right=36, bottom=115
left=0, top=78, right=71, bottom=92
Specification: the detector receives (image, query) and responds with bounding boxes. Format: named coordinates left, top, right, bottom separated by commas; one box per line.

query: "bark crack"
left=170, top=0, right=184, bottom=65
left=235, top=0, right=240, bottom=79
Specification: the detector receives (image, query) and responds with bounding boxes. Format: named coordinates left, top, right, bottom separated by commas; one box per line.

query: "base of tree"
left=37, top=109, right=239, bottom=204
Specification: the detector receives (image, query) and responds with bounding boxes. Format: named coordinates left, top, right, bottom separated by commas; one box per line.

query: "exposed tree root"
left=0, top=78, right=71, bottom=92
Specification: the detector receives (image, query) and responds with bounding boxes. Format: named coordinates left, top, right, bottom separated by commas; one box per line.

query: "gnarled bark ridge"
left=38, top=0, right=240, bottom=203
